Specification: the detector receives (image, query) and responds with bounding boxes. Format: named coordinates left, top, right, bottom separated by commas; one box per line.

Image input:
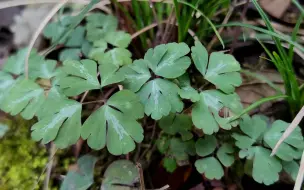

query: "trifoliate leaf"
left=232, top=115, right=267, bottom=149
left=263, top=120, right=304, bottom=161
left=159, top=113, right=193, bottom=141
left=86, top=13, right=118, bottom=42
left=119, top=59, right=151, bottom=92
left=144, top=43, right=191, bottom=78
left=99, top=63, right=125, bottom=88
left=105, top=31, right=131, bottom=48
left=283, top=161, right=299, bottom=181
left=102, top=160, right=139, bottom=190
left=239, top=146, right=282, bottom=185
left=156, top=136, right=170, bottom=154
left=60, top=155, right=97, bottom=190
left=3, top=48, right=38, bottom=75
left=98, top=48, right=132, bottom=66
left=0, top=123, right=9, bottom=138
left=81, top=40, right=93, bottom=57
left=81, top=90, right=144, bottom=155
left=176, top=74, right=199, bottom=102
left=191, top=41, right=241, bottom=93
left=58, top=59, right=100, bottom=96
left=1, top=79, right=45, bottom=120
left=192, top=90, right=242, bottom=134
left=195, top=135, right=217, bottom=157
left=31, top=87, right=82, bottom=148
left=65, top=26, right=85, bottom=47
left=216, top=143, right=234, bottom=167
left=43, top=22, right=65, bottom=43
left=86, top=13, right=118, bottom=30
left=163, top=157, right=177, bottom=173
left=137, top=78, right=183, bottom=120
left=0, top=71, right=15, bottom=102
left=195, top=157, right=224, bottom=180
left=169, top=138, right=195, bottom=161
left=29, top=59, right=57, bottom=79
left=59, top=48, right=82, bottom=61
left=88, top=39, right=107, bottom=61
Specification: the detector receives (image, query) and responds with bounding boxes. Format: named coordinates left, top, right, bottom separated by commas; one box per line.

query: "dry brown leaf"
left=236, top=70, right=284, bottom=109
left=260, top=0, right=291, bottom=18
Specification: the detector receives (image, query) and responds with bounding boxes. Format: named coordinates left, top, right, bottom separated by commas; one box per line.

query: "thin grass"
left=177, top=0, right=224, bottom=48
left=25, top=0, right=68, bottom=79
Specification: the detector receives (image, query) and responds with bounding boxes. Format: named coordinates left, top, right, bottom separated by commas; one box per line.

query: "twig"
left=43, top=143, right=56, bottom=190
left=160, top=6, right=175, bottom=44
left=149, top=0, right=162, bottom=32
left=0, top=0, right=172, bottom=9
left=294, top=151, right=304, bottom=190
left=33, top=146, right=58, bottom=190
left=230, top=0, right=250, bottom=53
left=136, top=163, right=146, bottom=190
left=155, top=185, right=170, bottom=190
left=207, top=1, right=234, bottom=51
left=82, top=99, right=106, bottom=105
left=80, top=91, right=89, bottom=103
left=131, top=20, right=197, bottom=41
left=25, top=0, right=68, bottom=79
left=271, top=105, right=304, bottom=156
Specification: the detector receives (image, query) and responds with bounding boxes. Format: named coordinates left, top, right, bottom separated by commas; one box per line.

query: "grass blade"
left=219, top=22, right=304, bottom=52
left=178, top=0, right=224, bottom=48
left=229, top=94, right=288, bottom=122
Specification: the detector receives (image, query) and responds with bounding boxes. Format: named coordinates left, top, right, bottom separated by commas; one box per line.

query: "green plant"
left=1, top=3, right=304, bottom=189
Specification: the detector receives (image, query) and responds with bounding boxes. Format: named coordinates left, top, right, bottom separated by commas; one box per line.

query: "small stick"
left=25, top=0, right=68, bottom=79
left=136, top=163, right=145, bottom=190
left=294, top=150, right=304, bottom=190
left=271, top=105, right=304, bottom=156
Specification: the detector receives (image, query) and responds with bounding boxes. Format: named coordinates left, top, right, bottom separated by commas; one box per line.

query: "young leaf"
left=105, top=31, right=132, bottom=48
left=216, top=143, right=235, bottom=167
left=3, top=48, right=38, bottom=75
left=65, top=26, right=85, bottom=47
left=99, top=63, right=125, bottom=88
left=156, top=136, right=170, bottom=154
left=60, top=155, right=97, bottom=190
left=119, top=59, right=151, bottom=92
left=58, top=59, right=100, bottom=96
left=102, top=160, right=139, bottom=190
left=192, top=90, right=242, bottom=134
left=195, top=135, right=217, bottom=157
left=59, top=48, right=82, bottom=61
left=159, top=113, right=193, bottom=141
left=195, top=157, right=224, bottom=180
left=98, top=48, right=132, bottom=66
left=29, top=59, right=57, bottom=79
left=144, top=43, right=191, bottom=78
left=163, top=157, right=177, bottom=173
left=88, top=39, right=107, bottom=61
left=169, top=138, right=196, bottom=161
left=283, top=160, right=299, bottom=181
left=263, top=120, right=304, bottom=161
left=81, top=90, right=144, bottom=155
left=86, top=13, right=118, bottom=42
left=232, top=115, right=267, bottom=149
left=31, top=87, right=82, bottom=148
left=1, top=79, right=45, bottom=120
left=191, top=41, right=241, bottom=93
left=176, top=74, right=200, bottom=102
left=0, top=123, right=9, bottom=138
left=137, top=78, right=183, bottom=120
left=0, top=71, right=15, bottom=102
left=239, top=146, right=282, bottom=185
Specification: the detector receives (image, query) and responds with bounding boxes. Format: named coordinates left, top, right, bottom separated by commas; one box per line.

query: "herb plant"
left=1, top=3, right=304, bottom=189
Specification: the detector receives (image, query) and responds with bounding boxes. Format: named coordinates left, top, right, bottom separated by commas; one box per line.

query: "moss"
left=0, top=117, right=48, bottom=190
